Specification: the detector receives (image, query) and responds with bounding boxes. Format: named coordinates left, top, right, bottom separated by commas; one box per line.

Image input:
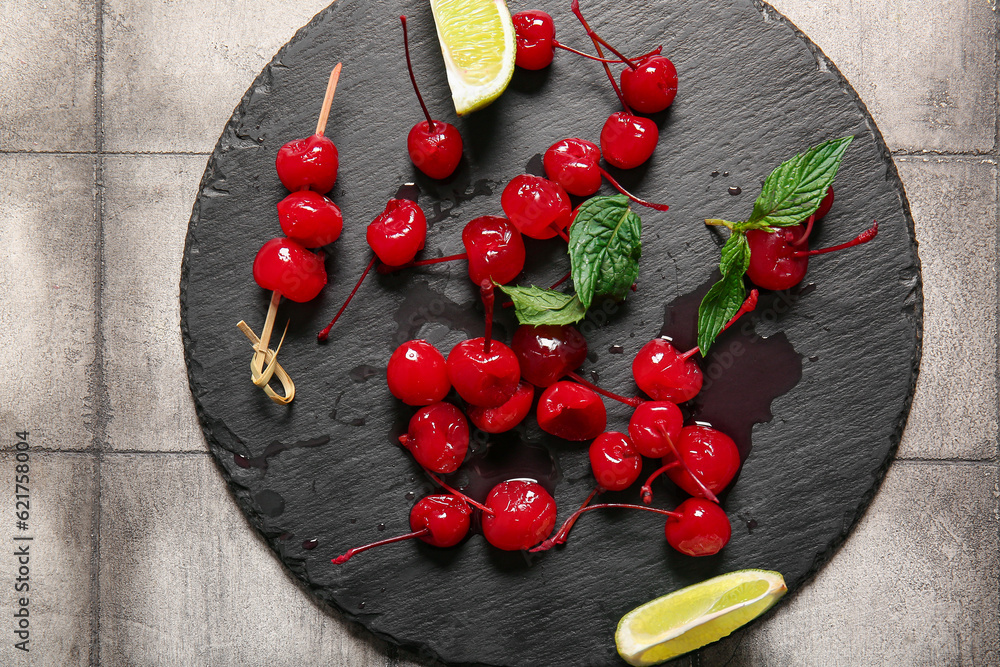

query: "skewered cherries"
left=387, top=340, right=450, bottom=406
left=501, top=175, right=573, bottom=239
left=276, top=134, right=339, bottom=194
left=511, top=323, right=588, bottom=387
left=252, top=237, right=327, bottom=302
left=277, top=191, right=343, bottom=247
left=482, top=480, right=558, bottom=551
left=398, top=402, right=469, bottom=473
left=537, top=381, right=607, bottom=441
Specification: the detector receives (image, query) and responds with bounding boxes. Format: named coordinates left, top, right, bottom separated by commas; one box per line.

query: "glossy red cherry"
left=537, top=381, right=607, bottom=441
left=632, top=338, right=703, bottom=403
left=511, top=324, right=588, bottom=387
left=620, top=55, right=678, bottom=114
left=467, top=380, right=534, bottom=433
left=446, top=338, right=521, bottom=408
left=331, top=494, right=472, bottom=564
left=276, top=191, right=343, bottom=248
left=276, top=133, right=339, bottom=194
left=543, top=138, right=602, bottom=197
left=252, top=237, right=327, bottom=303
left=627, top=401, right=683, bottom=458
left=501, top=175, right=573, bottom=240
left=589, top=432, right=642, bottom=492
left=600, top=112, right=658, bottom=170
left=387, top=340, right=450, bottom=406
left=368, top=199, right=428, bottom=267
left=482, top=480, right=558, bottom=551
left=462, top=216, right=526, bottom=286
left=814, top=186, right=835, bottom=221
left=665, top=425, right=741, bottom=498
left=664, top=498, right=731, bottom=557
left=398, top=402, right=469, bottom=474
left=512, top=10, right=556, bottom=70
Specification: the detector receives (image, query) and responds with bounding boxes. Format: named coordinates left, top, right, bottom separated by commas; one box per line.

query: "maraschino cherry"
left=482, top=479, right=558, bottom=551
left=386, top=339, right=450, bottom=406
left=401, top=16, right=463, bottom=180
left=589, top=431, right=642, bottom=491
left=398, top=402, right=469, bottom=474
left=536, top=381, right=607, bottom=441
left=447, top=284, right=521, bottom=407
left=467, top=380, right=534, bottom=433
left=331, top=494, right=472, bottom=564
left=501, top=175, right=573, bottom=240
left=275, top=64, right=342, bottom=194
left=543, top=138, right=669, bottom=209
left=277, top=191, right=343, bottom=248
left=641, top=424, right=741, bottom=503
left=463, top=216, right=526, bottom=286
left=619, top=54, right=678, bottom=114
left=511, top=323, right=588, bottom=387
left=252, top=237, right=328, bottom=303
left=627, top=401, right=683, bottom=458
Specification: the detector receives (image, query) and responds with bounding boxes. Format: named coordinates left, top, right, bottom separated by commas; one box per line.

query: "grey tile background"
left=0, top=0, right=996, bottom=665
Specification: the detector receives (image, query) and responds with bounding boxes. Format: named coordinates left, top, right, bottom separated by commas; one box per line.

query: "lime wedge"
left=616, top=570, right=787, bottom=666
left=429, top=0, right=516, bottom=115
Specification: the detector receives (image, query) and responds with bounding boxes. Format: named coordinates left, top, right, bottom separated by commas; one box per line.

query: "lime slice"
left=616, top=570, right=787, bottom=666
left=429, top=0, right=516, bottom=115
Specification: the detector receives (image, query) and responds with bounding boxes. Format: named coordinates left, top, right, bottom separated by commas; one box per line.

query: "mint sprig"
left=697, top=136, right=853, bottom=353
left=498, top=285, right=587, bottom=325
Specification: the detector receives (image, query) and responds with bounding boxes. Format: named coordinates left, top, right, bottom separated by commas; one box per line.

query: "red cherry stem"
left=655, top=422, right=720, bottom=503
left=408, top=252, right=470, bottom=268
left=425, top=472, right=494, bottom=515
left=566, top=371, right=644, bottom=407
left=571, top=0, right=633, bottom=115
left=481, top=282, right=495, bottom=354
left=639, top=461, right=680, bottom=504
left=588, top=33, right=639, bottom=69
left=317, top=256, right=377, bottom=341
left=547, top=485, right=600, bottom=546
left=501, top=271, right=571, bottom=309
left=552, top=223, right=571, bottom=242
left=788, top=214, right=816, bottom=248
left=400, top=16, right=435, bottom=132
left=552, top=41, right=662, bottom=64
left=530, top=501, right=681, bottom=552
left=793, top=221, right=878, bottom=257
left=332, top=528, right=430, bottom=564
left=598, top=167, right=669, bottom=211
left=314, top=63, right=342, bottom=137
left=679, top=289, right=759, bottom=361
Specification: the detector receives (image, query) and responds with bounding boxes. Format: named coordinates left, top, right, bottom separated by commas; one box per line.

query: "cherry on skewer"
left=482, top=479, right=558, bottom=551
left=543, top=138, right=668, bottom=210
left=386, top=339, right=451, bottom=406
left=277, top=190, right=343, bottom=248
left=398, top=402, right=470, bottom=474
left=640, top=424, right=740, bottom=504
left=401, top=16, right=463, bottom=180
left=276, top=64, right=342, bottom=194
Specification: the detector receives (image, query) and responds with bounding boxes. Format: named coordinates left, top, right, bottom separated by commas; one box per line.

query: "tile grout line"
left=994, top=3, right=1000, bottom=633
left=0, top=150, right=213, bottom=157
left=90, top=0, right=106, bottom=663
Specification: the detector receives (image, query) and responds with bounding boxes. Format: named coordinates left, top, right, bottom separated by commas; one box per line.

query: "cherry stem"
left=793, top=221, right=878, bottom=257
left=530, top=500, right=681, bottom=552
left=400, top=16, right=435, bottom=131
left=598, top=167, right=669, bottom=211
left=317, top=256, right=376, bottom=341
left=571, top=0, right=633, bottom=115
left=552, top=41, right=661, bottom=64
left=501, top=271, right=571, bottom=309
left=640, top=461, right=680, bottom=504
left=425, top=472, right=494, bottom=515
left=481, top=282, right=495, bottom=354
left=788, top=214, right=815, bottom=248
left=314, top=63, right=342, bottom=137
left=679, top=289, right=758, bottom=360
left=410, top=252, right=469, bottom=267
left=331, top=528, right=429, bottom=564
left=547, top=486, right=600, bottom=547
left=591, top=33, right=639, bottom=69
left=552, top=224, right=571, bottom=242
left=566, top=371, right=644, bottom=407
left=655, top=422, right=720, bottom=504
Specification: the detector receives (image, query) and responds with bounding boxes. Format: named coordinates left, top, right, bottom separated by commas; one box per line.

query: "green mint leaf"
left=498, top=284, right=587, bottom=326
left=569, top=195, right=643, bottom=309
left=697, top=231, right=750, bottom=353
left=748, top=136, right=853, bottom=227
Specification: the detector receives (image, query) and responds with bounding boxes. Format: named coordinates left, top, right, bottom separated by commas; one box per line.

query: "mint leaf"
left=697, top=231, right=750, bottom=353
left=569, top=195, right=642, bottom=309
left=499, top=284, right=587, bottom=326
left=748, top=136, right=853, bottom=228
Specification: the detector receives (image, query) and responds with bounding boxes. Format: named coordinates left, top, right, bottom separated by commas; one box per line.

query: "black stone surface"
left=180, top=1, right=922, bottom=665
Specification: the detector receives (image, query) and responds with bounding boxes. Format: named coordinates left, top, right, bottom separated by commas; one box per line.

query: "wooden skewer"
left=237, top=321, right=296, bottom=405
left=315, top=63, right=342, bottom=137
left=251, top=290, right=282, bottom=384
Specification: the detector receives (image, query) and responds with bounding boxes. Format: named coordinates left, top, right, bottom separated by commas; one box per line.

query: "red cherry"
left=619, top=55, right=678, bottom=114
left=501, top=175, right=573, bottom=240
left=367, top=199, right=428, bottom=267
left=632, top=338, right=703, bottom=403
left=664, top=498, right=731, bottom=557
left=511, top=324, right=588, bottom=387
left=589, top=432, right=642, bottom=491
left=462, top=216, right=526, bottom=286
left=276, top=134, right=339, bottom=194
left=543, top=138, right=603, bottom=197
left=467, top=380, right=534, bottom=433
left=537, top=381, right=607, bottom=441
left=482, top=480, right=557, bottom=551
left=627, top=401, right=683, bottom=458
left=398, top=402, right=469, bottom=474
left=252, top=237, right=327, bottom=303
left=600, top=112, right=658, bottom=170
left=387, top=340, right=451, bottom=406
left=331, top=494, right=472, bottom=564
left=814, top=186, right=835, bottom=221
left=512, top=10, right=556, bottom=70
left=446, top=338, right=521, bottom=408
left=277, top=190, right=343, bottom=248
left=664, top=425, right=741, bottom=498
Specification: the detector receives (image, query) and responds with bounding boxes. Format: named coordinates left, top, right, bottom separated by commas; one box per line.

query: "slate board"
left=180, top=0, right=922, bottom=664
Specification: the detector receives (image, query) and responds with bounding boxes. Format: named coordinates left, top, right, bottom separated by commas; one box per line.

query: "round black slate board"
left=180, top=1, right=922, bottom=665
